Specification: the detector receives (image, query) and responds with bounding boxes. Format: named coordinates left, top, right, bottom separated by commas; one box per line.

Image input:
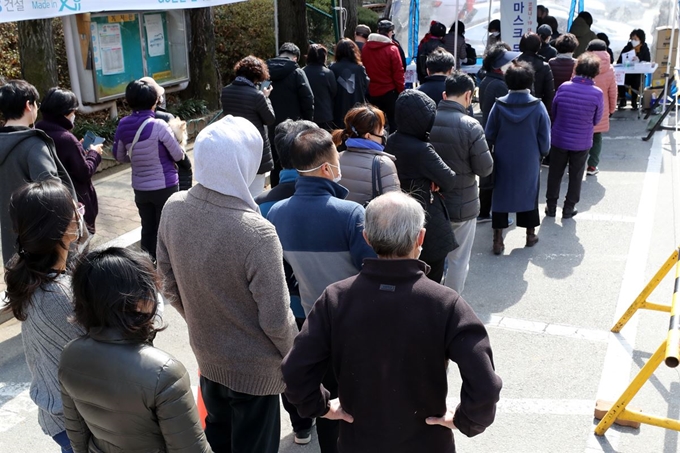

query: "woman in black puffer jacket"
left=221, top=56, right=276, bottom=196
left=385, top=90, right=457, bottom=283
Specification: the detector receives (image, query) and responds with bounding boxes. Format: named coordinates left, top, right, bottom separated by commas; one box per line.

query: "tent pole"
left=487, top=0, right=492, bottom=51
left=454, top=0, right=460, bottom=66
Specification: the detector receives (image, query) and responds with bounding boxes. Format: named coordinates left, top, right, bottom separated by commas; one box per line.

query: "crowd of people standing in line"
left=0, top=9, right=646, bottom=452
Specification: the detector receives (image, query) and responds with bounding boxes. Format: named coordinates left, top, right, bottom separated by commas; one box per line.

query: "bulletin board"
left=87, top=10, right=189, bottom=102
left=91, top=14, right=145, bottom=100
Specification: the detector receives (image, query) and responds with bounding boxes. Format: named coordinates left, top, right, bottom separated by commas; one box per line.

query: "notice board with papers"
left=85, top=10, right=189, bottom=102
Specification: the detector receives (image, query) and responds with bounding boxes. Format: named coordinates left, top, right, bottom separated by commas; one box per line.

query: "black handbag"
left=420, top=190, right=458, bottom=264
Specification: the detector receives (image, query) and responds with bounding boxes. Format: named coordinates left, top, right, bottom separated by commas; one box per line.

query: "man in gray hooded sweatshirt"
left=0, top=79, right=76, bottom=265
left=157, top=115, right=298, bottom=453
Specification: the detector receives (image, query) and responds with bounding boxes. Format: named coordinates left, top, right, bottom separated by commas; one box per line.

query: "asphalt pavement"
left=1, top=110, right=680, bottom=452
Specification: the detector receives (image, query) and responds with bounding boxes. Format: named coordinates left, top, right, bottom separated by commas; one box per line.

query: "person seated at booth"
left=617, top=29, right=651, bottom=111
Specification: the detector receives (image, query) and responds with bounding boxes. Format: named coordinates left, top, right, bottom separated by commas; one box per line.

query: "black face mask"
left=370, top=132, right=387, bottom=146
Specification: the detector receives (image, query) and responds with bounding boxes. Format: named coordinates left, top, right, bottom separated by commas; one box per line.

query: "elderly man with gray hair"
left=281, top=191, right=503, bottom=453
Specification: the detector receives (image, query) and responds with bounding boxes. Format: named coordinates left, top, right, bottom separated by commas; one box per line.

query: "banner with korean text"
left=0, top=0, right=243, bottom=24
left=500, top=0, right=537, bottom=52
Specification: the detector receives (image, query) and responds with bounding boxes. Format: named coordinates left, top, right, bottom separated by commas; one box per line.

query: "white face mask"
left=631, top=39, right=640, bottom=47
left=328, top=163, right=342, bottom=183
left=67, top=113, right=76, bottom=124
left=490, top=31, right=500, bottom=38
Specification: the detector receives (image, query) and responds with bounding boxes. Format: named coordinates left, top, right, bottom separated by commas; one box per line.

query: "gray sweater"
left=157, top=184, right=298, bottom=396
left=21, top=274, right=85, bottom=436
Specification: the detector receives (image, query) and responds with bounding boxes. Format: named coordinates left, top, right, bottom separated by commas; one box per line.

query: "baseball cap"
left=537, top=24, right=553, bottom=38
left=493, top=50, right=521, bottom=69
left=378, top=20, right=395, bottom=33
left=355, top=24, right=371, bottom=38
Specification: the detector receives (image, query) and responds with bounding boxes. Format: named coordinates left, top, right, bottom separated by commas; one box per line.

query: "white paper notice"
left=615, top=68, right=626, bottom=86
left=622, top=49, right=637, bottom=64
left=90, top=22, right=102, bottom=71
left=145, top=14, right=165, bottom=57
left=99, top=24, right=125, bottom=75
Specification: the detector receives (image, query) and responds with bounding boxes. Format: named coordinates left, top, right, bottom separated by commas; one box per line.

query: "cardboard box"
left=655, top=27, right=679, bottom=50
left=643, top=87, right=664, bottom=109
left=653, top=46, right=678, bottom=66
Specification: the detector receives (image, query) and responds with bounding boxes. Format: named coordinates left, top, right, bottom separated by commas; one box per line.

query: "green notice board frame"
left=90, top=11, right=189, bottom=102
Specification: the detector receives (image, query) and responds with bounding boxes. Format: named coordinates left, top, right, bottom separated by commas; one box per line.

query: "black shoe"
left=545, top=206, right=556, bottom=217
left=294, top=427, right=313, bottom=445
left=631, top=100, right=639, bottom=111
left=618, top=100, right=626, bottom=110
left=563, top=208, right=578, bottom=219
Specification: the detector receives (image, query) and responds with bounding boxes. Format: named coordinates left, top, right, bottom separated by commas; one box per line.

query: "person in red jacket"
left=362, top=19, right=405, bottom=133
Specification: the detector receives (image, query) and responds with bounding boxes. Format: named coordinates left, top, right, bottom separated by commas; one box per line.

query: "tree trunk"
left=183, top=7, right=221, bottom=110
left=18, top=19, right=58, bottom=96
left=343, top=0, right=359, bottom=39
left=278, top=0, right=308, bottom=63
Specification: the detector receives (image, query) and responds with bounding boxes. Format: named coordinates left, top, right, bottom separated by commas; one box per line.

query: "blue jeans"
left=52, top=431, right=73, bottom=453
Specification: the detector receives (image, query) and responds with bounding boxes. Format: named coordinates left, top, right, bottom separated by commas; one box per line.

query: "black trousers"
left=316, top=369, right=339, bottom=453
left=281, top=317, right=314, bottom=433
left=426, top=258, right=446, bottom=284
left=134, top=185, right=178, bottom=260
left=200, top=376, right=280, bottom=453
left=618, top=74, right=641, bottom=105
left=370, top=90, right=398, bottom=133
left=492, top=209, right=540, bottom=229
left=545, top=146, right=588, bottom=210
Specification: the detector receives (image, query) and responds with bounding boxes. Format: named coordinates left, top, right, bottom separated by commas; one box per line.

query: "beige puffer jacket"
left=339, top=146, right=400, bottom=205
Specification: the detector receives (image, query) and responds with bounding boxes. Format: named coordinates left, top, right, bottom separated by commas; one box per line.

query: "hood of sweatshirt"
left=194, top=115, right=263, bottom=211
left=493, top=91, right=543, bottom=123
left=0, top=128, right=50, bottom=166
left=267, top=57, right=299, bottom=82
left=394, top=89, right=436, bottom=139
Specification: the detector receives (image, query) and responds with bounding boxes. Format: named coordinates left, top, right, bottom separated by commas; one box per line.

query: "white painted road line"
left=584, top=129, right=666, bottom=452
left=447, top=397, right=593, bottom=416
left=0, top=383, right=34, bottom=433
left=569, top=212, right=638, bottom=223
left=485, top=315, right=610, bottom=343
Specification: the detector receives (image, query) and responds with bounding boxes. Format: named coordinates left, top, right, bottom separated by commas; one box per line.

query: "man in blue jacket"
left=267, top=127, right=376, bottom=453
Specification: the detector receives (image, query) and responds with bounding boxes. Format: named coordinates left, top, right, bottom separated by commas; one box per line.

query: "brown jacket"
left=157, top=184, right=298, bottom=395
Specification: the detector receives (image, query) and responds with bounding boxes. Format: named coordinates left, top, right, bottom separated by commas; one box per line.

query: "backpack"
left=464, top=44, right=477, bottom=66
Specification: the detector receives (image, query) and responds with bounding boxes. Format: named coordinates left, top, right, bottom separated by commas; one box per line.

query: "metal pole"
left=274, top=0, right=280, bottom=54
left=453, top=0, right=460, bottom=66
left=486, top=0, right=493, bottom=50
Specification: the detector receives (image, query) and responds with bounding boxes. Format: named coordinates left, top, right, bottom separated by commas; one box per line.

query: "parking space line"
left=484, top=315, right=610, bottom=343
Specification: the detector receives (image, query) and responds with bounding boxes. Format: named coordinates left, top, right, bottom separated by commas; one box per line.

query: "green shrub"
left=166, top=98, right=210, bottom=119
left=0, top=23, right=21, bottom=81
left=357, top=7, right=380, bottom=34
left=72, top=118, right=119, bottom=142
left=213, top=0, right=276, bottom=83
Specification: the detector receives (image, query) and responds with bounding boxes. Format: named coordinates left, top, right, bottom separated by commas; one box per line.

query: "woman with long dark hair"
left=58, top=247, right=211, bottom=452
left=330, top=39, right=369, bottom=127
left=2, top=180, right=86, bottom=453
left=36, top=87, right=102, bottom=234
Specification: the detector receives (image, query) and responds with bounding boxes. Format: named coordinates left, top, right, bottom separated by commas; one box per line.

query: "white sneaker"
left=586, top=166, right=599, bottom=176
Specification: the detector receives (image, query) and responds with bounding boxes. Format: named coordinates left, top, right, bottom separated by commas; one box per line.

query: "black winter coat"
left=478, top=71, right=508, bottom=128
left=416, top=38, right=445, bottom=83
left=330, top=59, right=369, bottom=126
left=517, top=52, right=555, bottom=113
left=221, top=80, right=276, bottom=174
left=430, top=100, right=493, bottom=221
left=417, top=74, right=447, bottom=105
left=538, top=42, right=557, bottom=62
left=303, top=63, right=338, bottom=124
left=266, top=57, right=315, bottom=123
left=386, top=90, right=457, bottom=263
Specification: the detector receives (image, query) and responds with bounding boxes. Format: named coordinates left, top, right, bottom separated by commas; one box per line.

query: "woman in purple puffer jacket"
left=113, top=79, right=185, bottom=260
left=545, top=53, right=603, bottom=219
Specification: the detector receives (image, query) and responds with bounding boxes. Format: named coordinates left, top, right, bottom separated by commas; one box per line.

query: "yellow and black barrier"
left=595, top=247, right=680, bottom=435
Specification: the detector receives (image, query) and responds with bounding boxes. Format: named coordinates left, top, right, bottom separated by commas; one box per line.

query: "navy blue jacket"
left=267, top=176, right=376, bottom=315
